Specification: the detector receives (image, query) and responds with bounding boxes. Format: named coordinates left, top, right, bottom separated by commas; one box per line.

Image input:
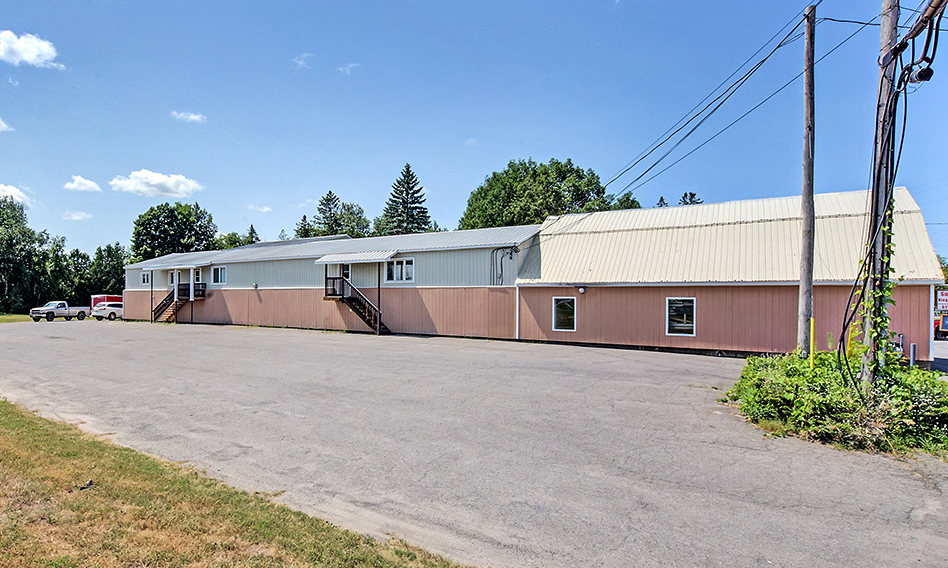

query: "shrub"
left=726, top=352, right=948, bottom=454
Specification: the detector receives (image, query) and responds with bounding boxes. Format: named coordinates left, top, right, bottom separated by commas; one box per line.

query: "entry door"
left=342, top=264, right=351, bottom=280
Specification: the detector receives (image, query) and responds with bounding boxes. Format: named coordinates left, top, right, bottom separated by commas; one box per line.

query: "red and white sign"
left=937, top=290, right=948, bottom=312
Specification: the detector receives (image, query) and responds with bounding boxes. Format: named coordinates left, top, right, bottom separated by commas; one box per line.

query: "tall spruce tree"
left=380, top=164, right=430, bottom=235
left=294, top=214, right=315, bottom=238
left=316, top=191, right=343, bottom=235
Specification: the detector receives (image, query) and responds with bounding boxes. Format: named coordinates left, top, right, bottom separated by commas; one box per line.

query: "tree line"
left=1, top=158, right=711, bottom=313
left=0, top=198, right=127, bottom=312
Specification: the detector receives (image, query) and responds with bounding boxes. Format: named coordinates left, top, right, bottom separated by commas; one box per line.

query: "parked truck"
left=29, top=301, right=90, bottom=322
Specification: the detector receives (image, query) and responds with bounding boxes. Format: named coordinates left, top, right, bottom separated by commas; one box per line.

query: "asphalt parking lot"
left=1, top=321, right=946, bottom=567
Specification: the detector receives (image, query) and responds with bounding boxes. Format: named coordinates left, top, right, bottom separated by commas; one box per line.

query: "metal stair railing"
left=152, top=291, right=175, bottom=322
left=325, top=276, right=387, bottom=335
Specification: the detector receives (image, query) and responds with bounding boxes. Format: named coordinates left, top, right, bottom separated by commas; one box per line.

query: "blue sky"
left=2, top=0, right=946, bottom=257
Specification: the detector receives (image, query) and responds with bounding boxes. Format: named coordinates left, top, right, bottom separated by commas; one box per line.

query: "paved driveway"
left=1, top=321, right=946, bottom=567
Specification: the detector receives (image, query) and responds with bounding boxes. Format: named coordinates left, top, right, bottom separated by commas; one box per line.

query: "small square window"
left=552, top=297, right=576, bottom=332
left=666, top=297, right=696, bottom=336
left=140, top=272, right=151, bottom=285
left=212, top=266, right=227, bottom=285
left=194, top=269, right=202, bottom=283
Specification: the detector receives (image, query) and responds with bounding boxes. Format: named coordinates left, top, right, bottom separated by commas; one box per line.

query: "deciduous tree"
left=131, top=202, right=218, bottom=261
left=459, top=158, right=609, bottom=229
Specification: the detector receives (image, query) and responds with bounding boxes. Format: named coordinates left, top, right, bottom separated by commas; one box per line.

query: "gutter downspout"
left=515, top=282, right=521, bottom=340
left=930, top=284, right=935, bottom=364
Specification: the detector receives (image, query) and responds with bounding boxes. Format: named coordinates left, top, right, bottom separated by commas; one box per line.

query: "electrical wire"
left=603, top=5, right=816, bottom=189
left=619, top=15, right=876, bottom=198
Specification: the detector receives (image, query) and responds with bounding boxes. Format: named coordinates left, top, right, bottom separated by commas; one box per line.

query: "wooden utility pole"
left=862, top=0, right=900, bottom=381
left=798, top=5, right=816, bottom=356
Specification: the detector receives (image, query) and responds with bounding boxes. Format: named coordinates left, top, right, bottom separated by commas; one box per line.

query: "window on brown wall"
left=553, top=297, right=577, bottom=332
left=666, top=297, right=695, bottom=336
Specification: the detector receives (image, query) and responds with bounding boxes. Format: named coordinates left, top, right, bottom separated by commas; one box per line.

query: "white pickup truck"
left=30, top=301, right=90, bottom=322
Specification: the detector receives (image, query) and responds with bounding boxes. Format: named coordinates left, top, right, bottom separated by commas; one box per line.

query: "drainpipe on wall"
left=930, top=284, right=935, bottom=365
left=515, top=282, right=521, bottom=340
left=189, top=267, right=195, bottom=301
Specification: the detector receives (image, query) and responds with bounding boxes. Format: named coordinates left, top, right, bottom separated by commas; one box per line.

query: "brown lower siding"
left=123, top=283, right=933, bottom=361
left=518, top=284, right=932, bottom=361
left=123, top=287, right=518, bottom=339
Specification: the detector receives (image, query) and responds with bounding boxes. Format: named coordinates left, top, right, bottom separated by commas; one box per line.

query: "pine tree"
left=316, top=191, right=342, bottom=235
left=294, top=215, right=315, bottom=238
left=247, top=224, right=260, bottom=244
left=678, top=192, right=703, bottom=205
left=656, top=196, right=668, bottom=208
left=381, top=163, right=430, bottom=235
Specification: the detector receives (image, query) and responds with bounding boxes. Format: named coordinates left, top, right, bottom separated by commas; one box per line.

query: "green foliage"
left=298, top=196, right=370, bottom=238
left=89, top=243, right=129, bottom=296
left=131, top=202, right=218, bottom=261
left=678, top=192, right=703, bottom=205
left=316, top=191, right=343, bottom=235
left=0, top=198, right=129, bottom=311
left=294, top=214, right=315, bottom=238
left=608, top=193, right=641, bottom=211
left=215, top=225, right=260, bottom=249
left=338, top=202, right=370, bottom=238
left=656, top=196, right=669, bottom=207
left=727, top=352, right=948, bottom=454
left=380, top=163, right=430, bottom=235
left=939, top=254, right=948, bottom=283
left=459, top=158, right=610, bottom=229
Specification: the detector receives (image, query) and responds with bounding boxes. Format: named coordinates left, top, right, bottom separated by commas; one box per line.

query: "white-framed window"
left=552, top=296, right=577, bottom=332
left=666, top=297, right=696, bottom=336
left=212, top=266, right=227, bottom=285
left=385, top=258, right=414, bottom=283
left=140, top=272, right=151, bottom=286
left=194, top=269, right=202, bottom=283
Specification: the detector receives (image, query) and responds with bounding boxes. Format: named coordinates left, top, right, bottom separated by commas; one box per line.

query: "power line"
left=618, top=14, right=878, bottom=198
left=602, top=5, right=816, bottom=189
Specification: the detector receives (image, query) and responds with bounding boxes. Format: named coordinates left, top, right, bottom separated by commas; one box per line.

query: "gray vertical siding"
left=126, top=238, right=533, bottom=292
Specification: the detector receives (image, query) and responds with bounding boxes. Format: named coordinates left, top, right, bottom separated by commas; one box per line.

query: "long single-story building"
left=124, top=188, right=943, bottom=362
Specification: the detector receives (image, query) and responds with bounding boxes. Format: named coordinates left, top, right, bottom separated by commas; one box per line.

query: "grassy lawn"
left=0, top=314, right=31, bottom=323
left=0, top=399, right=465, bottom=568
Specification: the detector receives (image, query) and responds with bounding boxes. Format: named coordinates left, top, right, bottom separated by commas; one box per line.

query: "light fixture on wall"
left=253, top=283, right=258, bottom=289
left=578, top=287, right=586, bottom=294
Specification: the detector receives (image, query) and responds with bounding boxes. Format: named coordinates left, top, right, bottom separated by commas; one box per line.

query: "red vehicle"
left=91, top=294, right=122, bottom=310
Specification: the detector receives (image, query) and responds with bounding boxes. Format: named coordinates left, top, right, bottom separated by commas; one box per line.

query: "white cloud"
left=0, top=30, right=65, bottom=70
left=338, top=63, right=360, bottom=75
left=297, top=198, right=318, bottom=208
left=464, top=138, right=477, bottom=146
left=0, top=184, right=32, bottom=208
left=0, top=117, right=12, bottom=132
left=109, top=169, right=204, bottom=198
left=171, top=110, right=207, bottom=123
left=293, top=53, right=314, bottom=69
left=63, top=175, right=102, bottom=192
left=8, top=76, right=18, bottom=87
left=248, top=204, right=272, bottom=213
left=63, top=210, right=91, bottom=221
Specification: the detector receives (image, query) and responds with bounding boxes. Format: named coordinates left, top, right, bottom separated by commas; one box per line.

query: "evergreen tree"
left=278, top=229, right=289, bottom=240
left=316, top=191, right=343, bottom=235
left=679, top=192, right=703, bottom=205
left=381, top=163, right=430, bottom=235
left=247, top=224, right=260, bottom=244
left=294, top=214, right=315, bottom=238
left=656, top=196, right=669, bottom=207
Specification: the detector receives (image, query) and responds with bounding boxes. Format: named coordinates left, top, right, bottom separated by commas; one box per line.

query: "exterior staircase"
left=152, top=284, right=206, bottom=323
left=325, top=276, right=390, bottom=335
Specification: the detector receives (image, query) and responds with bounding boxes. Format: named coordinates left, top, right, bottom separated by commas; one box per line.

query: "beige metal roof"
left=517, top=188, right=943, bottom=285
